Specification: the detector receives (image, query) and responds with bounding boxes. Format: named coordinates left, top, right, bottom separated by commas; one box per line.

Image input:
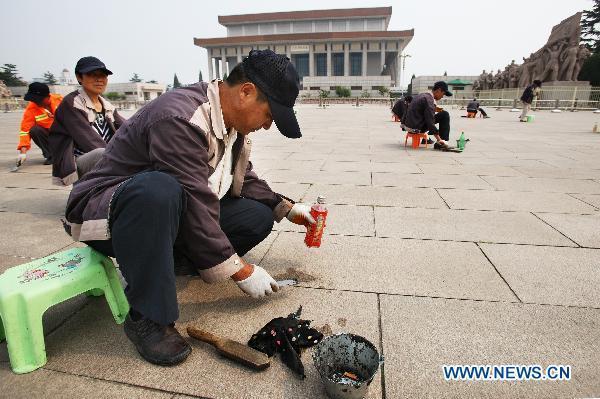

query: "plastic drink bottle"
left=304, top=196, right=328, bottom=248
left=458, top=131, right=466, bottom=150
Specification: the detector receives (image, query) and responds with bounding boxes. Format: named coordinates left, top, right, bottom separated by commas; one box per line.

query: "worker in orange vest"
left=16, top=82, right=63, bottom=167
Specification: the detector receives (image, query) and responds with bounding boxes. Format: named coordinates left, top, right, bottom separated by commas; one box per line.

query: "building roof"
left=218, top=7, right=392, bottom=25
left=194, top=29, right=414, bottom=47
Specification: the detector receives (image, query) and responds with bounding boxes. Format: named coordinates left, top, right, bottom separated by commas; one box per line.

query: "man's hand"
left=234, top=263, right=279, bottom=298
left=286, top=203, right=316, bottom=226
left=16, top=149, right=27, bottom=167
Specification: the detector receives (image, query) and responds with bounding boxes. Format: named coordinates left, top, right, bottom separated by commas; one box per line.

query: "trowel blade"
left=276, top=279, right=298, bottom=287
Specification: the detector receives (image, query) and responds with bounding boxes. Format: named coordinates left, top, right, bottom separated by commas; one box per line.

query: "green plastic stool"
left=0, top=247, right=129, bottom=374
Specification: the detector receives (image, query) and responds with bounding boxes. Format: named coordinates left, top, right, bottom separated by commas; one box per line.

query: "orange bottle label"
left=305, top=207, right=328, bottom=248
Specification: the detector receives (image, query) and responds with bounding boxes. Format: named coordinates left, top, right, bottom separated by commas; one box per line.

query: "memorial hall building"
left=194, top=7, right=414, bottom=95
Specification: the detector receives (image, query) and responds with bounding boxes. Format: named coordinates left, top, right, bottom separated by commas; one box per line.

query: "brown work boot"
left=124, top=314, right=191, bottom=366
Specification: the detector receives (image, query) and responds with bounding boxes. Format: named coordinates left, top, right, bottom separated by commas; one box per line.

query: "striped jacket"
left=17, top=93, right=63, bottom=150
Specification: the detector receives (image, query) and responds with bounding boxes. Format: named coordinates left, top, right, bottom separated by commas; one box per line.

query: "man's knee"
left=126, top=171, right=183, bottom=211
left=248, top=202, right=274, bottom=238
left=437, top=110, right=450, bottom=122
left=76, top=148, right=105, bottom=177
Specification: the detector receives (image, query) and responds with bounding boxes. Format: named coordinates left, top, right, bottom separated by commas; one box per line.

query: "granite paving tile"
left=303, top=184, right=447, bottom=208
left=380, top=295, right=600, bottom=398
left=534, top=213, right=600, bottom=248
left=264, top=169, right=372, bottom=185
left=438, top=188, right=597, bottom=213
left=372, top=172, right=493, bottom=190
left=260, top=232, right=516, bottom=301
left=0, top=211, right=72, bottom=257
left=570, top=193, right=600, bottom=209
left=41, top=283, right=382, bottom=399
left=417, top=163, right=528, bottom=177
left=480, top=243, right=600, bottom=307
left=0, top=187, right=68, bottom=215
left=481, top=176, right=600, bottom=194
left=0, top=367, right=173, bottom=399
left=0, top=171, right=68, bottom=190
left=375, top=207, right=575, bottom=246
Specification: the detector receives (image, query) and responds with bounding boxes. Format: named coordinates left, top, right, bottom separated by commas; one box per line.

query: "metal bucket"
left=312, top=333, right=382, bottom=399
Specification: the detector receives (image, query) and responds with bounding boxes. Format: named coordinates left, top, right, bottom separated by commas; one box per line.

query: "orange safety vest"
left=18, top=93, right=63, bottom=150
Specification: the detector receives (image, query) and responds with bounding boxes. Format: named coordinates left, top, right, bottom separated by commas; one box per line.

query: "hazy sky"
left=1, top=0, right=593, bottom=87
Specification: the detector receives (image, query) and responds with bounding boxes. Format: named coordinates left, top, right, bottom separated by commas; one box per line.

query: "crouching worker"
left=466, top=98, right=490, bottom=118
left=16, top=83, right=63, bottom=167
left=50, top=56, right=125, bottom=185
left=391, top=95, right=412, bottom=124
left=404, top=81, right=453, bottom=148
left=391, top=95, right=412, bottom=126
left=63, top=50, right=314, bottom=366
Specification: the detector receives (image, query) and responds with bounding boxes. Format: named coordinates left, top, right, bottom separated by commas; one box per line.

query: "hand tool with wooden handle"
left=187, top=326, right=270, bottom=370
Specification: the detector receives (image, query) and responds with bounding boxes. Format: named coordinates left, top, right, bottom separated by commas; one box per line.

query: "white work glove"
left=235, top=265, right=279, bottom=298
left=16, top=151, right=27, bottom=167
left=286, top=203, right=316, bottom=226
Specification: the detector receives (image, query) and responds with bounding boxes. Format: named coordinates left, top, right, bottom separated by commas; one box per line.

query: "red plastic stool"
left=404, top=132, right=429, bottom=149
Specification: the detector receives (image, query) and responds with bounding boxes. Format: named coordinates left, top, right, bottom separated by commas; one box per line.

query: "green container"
left=527, top=115, right=535, bottom=122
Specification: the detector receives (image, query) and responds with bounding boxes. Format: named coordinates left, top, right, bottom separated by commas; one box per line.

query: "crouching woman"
left=50, top=56, right=125, bottom=185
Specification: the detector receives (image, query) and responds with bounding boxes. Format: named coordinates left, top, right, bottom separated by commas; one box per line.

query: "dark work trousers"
left=433, top=110, right=451, bottom=141
left=85, top=171, right=274, bottom=326
left=29, top=126, right=51, bottom=159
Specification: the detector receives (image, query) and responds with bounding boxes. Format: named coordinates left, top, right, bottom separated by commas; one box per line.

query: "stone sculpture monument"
left=0, top=80, right=12, bottom=98
left=474, top=12, right=591, bottom=90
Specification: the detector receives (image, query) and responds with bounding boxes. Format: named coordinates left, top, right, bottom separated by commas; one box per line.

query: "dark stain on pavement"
left=274, top=267, right=316, bottom=282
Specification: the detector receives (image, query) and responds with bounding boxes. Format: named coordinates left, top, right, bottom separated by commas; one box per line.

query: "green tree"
left=198, top=70, right=203, bottom=82
left=105, top=92, right=125, bottom=101
left=377, top=86, right=390, bottom=97
left=335, top=86, right=351, bottom=97
left=0, top=64, right=27, bottom=86
left=578, top=52, right=600, bottom=85
left=129, top=73, right=142, bottom=83
left=173, top=74, right=181, bottom=88
left=581, top=0, right=600, bottom=52
left=43, top=71, right=57, bottom=85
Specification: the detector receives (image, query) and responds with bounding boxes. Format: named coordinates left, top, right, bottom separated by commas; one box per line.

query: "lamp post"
left=398, top=53, right=411, bottom=92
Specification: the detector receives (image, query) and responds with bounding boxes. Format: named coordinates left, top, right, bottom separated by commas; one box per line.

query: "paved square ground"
left=1, top=104, right=599, bottom=398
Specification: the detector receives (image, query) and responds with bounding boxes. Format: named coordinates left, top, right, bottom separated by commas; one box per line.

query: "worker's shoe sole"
left=124, top=315, right=192, bottom=366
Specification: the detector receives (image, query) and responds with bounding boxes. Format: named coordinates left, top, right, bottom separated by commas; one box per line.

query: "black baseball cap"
left=433, top=81, right=453, bottom=97
left=75, top=56, right=113, bottom=75
left=242, top=49, right=301, bottom=138
left=24, top=82, right=50, bottom=104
